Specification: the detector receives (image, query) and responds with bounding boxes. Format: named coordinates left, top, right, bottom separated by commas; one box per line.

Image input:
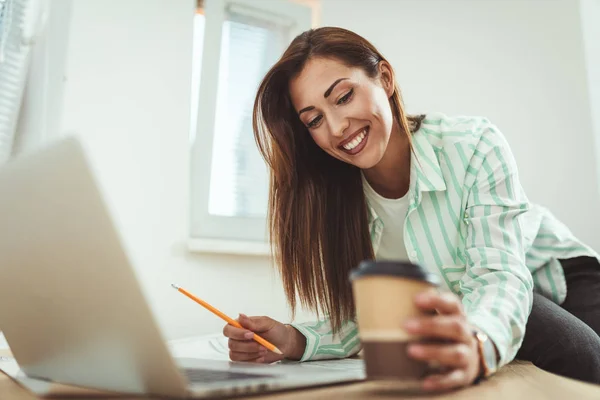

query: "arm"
left=460, top=126, right=534, bottom=368
left=223, top=314, right=360, bottom=363
left=289, top=318, right=362, bottom=361
left=403, top=125, right=534, bottom=391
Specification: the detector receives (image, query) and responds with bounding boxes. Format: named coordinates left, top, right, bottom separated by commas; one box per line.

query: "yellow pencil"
left=171, top=284, right=283, bottom=355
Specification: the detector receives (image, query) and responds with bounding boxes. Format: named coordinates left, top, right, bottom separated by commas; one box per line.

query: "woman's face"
left=289, top=57, right=395, bottom=169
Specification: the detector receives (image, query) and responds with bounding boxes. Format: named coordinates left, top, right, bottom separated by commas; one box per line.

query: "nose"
left=329, top=113, right=349, bottom=138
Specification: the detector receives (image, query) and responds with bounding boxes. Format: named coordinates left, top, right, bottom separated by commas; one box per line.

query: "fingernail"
left=259, top=348, right=267, bottom=355
left=416, top=292, right=429, bottom=302
left=244, top=332, right=254, bottom=339
left=404, top=320, right=419, bottom=330
left=408, top=345, right=423, bottom=356
left=256, top=357, right=265, bottom=363
left=239, top=313, right=248, bottom=318
left=422, top=379, right=436, bottom=391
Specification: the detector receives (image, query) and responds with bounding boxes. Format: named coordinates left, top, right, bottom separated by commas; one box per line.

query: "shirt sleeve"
left=461, top=124, right=534, bottom=368
left=288, top=318, right=362, bottom=361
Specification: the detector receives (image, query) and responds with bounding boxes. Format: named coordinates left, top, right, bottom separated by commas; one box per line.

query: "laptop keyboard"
left=182, top=368, right=275, bottom=383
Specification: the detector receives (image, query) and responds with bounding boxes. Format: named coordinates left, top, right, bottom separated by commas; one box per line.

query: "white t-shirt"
left=362, top=173, right=410, bottom=261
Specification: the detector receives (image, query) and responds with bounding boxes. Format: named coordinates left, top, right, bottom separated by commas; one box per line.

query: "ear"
left=378, top=61, right=395, bottom=98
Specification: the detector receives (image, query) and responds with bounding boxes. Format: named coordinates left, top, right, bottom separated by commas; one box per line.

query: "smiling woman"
left=220, top=26, right=600, bottom=392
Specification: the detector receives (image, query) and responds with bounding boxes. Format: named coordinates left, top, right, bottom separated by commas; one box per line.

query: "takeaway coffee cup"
left=349, top=260, right=440, bottom=390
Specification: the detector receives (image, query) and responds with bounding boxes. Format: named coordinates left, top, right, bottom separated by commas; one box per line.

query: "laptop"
left=0, top=137, right=365, bottom=398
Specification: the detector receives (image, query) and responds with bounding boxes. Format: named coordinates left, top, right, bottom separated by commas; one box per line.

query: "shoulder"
left=418, top=112, right=513, bottom=158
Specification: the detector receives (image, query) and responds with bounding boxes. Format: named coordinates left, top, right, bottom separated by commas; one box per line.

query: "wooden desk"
left=1, top=349, right=599, bottom=400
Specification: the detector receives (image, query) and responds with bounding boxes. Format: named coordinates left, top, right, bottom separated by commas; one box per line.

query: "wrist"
left=283, top=324, right=307, bottom=361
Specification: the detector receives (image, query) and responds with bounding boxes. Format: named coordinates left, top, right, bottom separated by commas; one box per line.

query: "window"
left=0, top=0, right=34, bottom=164
left=189, top=0, right=311, bottom=252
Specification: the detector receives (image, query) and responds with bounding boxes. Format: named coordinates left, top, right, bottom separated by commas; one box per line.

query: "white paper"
left=0, top=357, right=57, bottom=395
left=0, top=331, right=9, bottom=350
left=168, top=333, right=230, bottom=361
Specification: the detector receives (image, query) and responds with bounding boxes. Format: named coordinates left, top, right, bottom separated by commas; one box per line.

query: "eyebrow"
left=324, top=78, right=348, bottom=98
left=297, top=77, right=349, bottom=116
left=298, top=106, right=315, bottom=116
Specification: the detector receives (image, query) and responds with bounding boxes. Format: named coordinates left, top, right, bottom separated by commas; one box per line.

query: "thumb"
left=238, top=314, right=274, bottom=333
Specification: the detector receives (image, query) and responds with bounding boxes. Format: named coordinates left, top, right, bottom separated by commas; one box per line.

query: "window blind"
left=0, top=0, right=35, bottom=165
left=207, top=10, right=288, bottom=218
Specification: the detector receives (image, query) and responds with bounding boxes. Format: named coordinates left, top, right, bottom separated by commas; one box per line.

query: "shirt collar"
left=409, top=130, right=446, bottom=194
left=366, top=129, right=447, bottom=226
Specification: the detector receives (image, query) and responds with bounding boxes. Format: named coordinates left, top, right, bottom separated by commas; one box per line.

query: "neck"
left=362, top=120, right=411, bottom=199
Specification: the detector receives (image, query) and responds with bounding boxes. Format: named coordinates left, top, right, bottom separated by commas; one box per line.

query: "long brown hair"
left=253, top=27, right=423, bottom=333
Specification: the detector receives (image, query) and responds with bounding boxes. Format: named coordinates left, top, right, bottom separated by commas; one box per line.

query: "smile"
left=339, top=127, right=369, bottom=155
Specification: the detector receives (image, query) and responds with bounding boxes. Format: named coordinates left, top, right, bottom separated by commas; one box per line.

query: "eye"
left=337, top=88, right=354, bottom=105
left=307, top=115, right=323, bottom=129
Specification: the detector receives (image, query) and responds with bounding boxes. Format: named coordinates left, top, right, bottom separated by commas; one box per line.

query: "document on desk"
left=0, top=331, right=8, bottom=350
left=168, top=333, right=231, bottom=360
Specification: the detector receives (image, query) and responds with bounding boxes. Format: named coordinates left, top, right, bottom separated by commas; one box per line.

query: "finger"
left=223, top=323, right=254, bottom=340
left=262, top=352, right=283, bottom=364
left=238, top=314, right=275, bottom=333
left=422, top=369, right=468, bottom=391
left=404, top=316, right=472, bottom=342
left=415, top=291, right=463, bottom=315
left=228, top=338, right=267, bottom=354
left=407, top=343, right=471, bottom=368
left=229, top=350, right=267, bottom=363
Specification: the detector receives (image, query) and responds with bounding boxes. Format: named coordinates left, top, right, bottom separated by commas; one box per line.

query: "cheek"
left=309, top=130, right=331, bottom=150
left=354, top=89, right=393, bottom=129
left=373, top=92, right=394, bottom=127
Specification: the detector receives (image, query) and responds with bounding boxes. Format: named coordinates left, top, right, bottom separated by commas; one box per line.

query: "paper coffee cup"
left=349, top=260, right=440, bottom=391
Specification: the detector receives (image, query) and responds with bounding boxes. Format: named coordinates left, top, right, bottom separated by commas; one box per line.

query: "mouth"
left=338, top=126, right=370, bottom=156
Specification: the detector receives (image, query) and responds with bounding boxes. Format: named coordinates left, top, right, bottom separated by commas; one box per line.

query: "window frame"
left=189, top=0, right=311, bottom=253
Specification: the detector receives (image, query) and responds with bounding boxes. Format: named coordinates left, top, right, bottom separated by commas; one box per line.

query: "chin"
left=341, top=149, right=382, bottom=170
left=354, top=159, right=380, bottom=170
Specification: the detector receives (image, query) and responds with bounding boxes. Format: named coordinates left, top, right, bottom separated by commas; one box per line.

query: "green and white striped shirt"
left=290, top=113, right=600, bottom=368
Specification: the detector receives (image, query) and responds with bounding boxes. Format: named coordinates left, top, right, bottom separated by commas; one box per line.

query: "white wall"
left=322, top=0, right=600, bottom=249
left=56, top=0, right=600, bottom=340
left=581, top=0, right=600, bottom=190
left=59, top=0, right=313, bottom=341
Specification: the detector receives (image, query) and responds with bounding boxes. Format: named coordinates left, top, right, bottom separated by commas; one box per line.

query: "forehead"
left=289, top=58, right=361, bottom=110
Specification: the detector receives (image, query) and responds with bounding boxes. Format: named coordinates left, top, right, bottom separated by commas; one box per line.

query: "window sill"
left=187, top=238, right=271, bottom=256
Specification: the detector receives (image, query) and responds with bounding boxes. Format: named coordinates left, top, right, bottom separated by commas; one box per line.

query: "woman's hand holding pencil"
left=224, top=314, right=297, bottom=364
left=171, top=284, right=306, bottom=364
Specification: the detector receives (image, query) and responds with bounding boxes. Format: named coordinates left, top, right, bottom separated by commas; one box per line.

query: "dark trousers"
left=516, top=256, right=600, bottom=384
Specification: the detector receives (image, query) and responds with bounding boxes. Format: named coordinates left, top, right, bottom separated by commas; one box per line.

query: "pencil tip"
left=171, top=283, right=180, bottom=290
left=273, top=347, right=283, bottom=355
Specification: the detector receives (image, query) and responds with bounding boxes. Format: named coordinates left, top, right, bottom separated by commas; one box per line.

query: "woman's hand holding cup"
left=404, top=290, right=481, bottom=391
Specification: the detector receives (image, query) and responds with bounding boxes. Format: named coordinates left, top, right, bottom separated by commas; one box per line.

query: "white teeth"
left=343, top=129, right=367, bottom=150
